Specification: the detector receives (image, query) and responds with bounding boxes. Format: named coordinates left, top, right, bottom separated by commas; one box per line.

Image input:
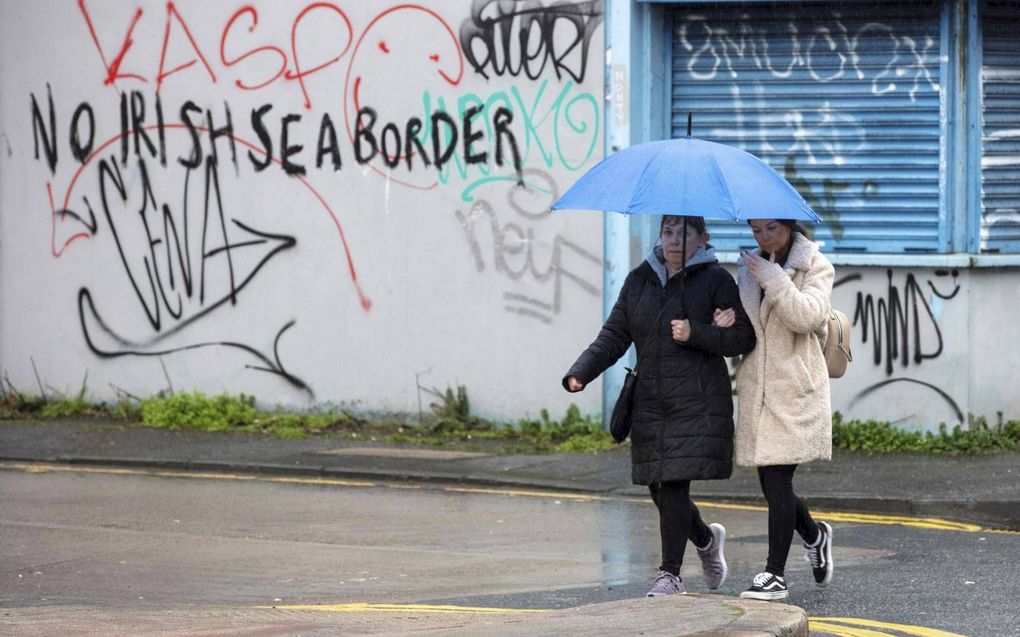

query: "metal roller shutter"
left=980, top=0, right=1020, bottom=253
left=670, top=2, right=943, bottom=253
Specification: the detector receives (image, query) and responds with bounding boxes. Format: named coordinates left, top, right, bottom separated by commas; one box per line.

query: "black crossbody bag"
left=609, top=366, right=638, bottom=443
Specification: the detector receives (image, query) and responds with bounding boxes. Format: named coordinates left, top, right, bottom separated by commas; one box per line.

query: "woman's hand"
left=712, top=307, right=736, bottom=328
left=742, top=250, right=783, bottom=285
left=566, top=376, right=584, bottom=392
left=670, top=319, right=691, bottom=343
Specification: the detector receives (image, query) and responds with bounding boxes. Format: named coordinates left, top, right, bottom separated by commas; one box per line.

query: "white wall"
left=0, top=0, right=606, bottom=420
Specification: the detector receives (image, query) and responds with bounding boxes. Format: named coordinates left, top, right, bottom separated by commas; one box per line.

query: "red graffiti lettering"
left=220, top=6, right=287, bottom=91
left=343, top=4, right=464, bottom=190
left=156, top=2, right=218, bottom=93
left=285, top=3, right=353, bottom=110
left=77, top=1, right=147, bottom=87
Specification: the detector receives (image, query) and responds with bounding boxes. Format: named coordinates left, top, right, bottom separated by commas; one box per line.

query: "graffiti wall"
left=829, top=266, right=1020, bottom=428
left=720, top=263, right=1020, bottom=428
left=0, top=0, right=606, bottom=419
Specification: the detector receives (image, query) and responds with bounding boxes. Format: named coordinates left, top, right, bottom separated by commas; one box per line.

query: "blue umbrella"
left=551, top=129, right=818, bottom=320
left=550, top=137, right=820, bottom=222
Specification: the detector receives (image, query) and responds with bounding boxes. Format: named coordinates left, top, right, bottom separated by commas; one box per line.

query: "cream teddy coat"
left=735, top=233, right=834, bottom=467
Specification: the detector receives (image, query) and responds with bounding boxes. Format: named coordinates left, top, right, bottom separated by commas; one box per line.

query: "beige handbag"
left=822, top=309, right=853, bottom=378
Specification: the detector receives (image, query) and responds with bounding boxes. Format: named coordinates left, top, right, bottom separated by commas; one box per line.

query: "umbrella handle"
left=677, top=217, right=688, bottom=320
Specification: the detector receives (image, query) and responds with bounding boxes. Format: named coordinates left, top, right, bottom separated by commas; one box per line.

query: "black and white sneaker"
left=740, top=572, right=788, bottom=600
left=804, top=521, right=834, bottom=587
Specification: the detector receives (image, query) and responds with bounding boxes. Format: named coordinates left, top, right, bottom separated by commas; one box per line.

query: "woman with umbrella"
left=562, top=214, right=755, bottom=596
left=717, top=218, right=837, bottom=600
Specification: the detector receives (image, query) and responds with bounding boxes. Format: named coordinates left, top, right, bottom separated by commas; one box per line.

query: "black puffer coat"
left=564, top=248, right=755, bottom=485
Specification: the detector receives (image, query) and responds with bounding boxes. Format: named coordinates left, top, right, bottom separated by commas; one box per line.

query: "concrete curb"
left=413, top=595, right=808, bottom=636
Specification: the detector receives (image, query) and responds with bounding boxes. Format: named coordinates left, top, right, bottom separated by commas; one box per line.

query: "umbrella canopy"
left=550, top=137, right=820, bottom=222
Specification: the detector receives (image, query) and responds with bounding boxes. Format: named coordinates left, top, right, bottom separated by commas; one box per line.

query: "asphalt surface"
left=2, top=418, right=1018, bottom=636
left=2, top=465, right=812, bottom=636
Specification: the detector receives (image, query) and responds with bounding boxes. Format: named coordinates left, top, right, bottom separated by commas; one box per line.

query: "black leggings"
left=648, top=481, right=713, bottom=576
left=757, top=465, right=821, bottom=576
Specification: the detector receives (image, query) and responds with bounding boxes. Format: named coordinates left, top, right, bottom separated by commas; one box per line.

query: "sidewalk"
left=1, top=419, right=1017, bottom=529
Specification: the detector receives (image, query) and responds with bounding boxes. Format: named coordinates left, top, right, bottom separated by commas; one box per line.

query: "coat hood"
left=646, top=243, right=718, bottom=287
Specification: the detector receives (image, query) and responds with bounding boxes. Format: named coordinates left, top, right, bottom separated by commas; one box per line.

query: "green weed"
left=140, top=392, right=256, bottom=431
left=831, top=411, right=1020, bottom=454
left=5, top=383, right=1019, bottom=456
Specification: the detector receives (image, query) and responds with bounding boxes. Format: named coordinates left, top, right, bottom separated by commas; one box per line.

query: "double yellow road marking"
left=810, top=616, right=968, bottom=636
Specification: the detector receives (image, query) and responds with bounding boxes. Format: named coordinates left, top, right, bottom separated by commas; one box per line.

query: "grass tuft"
left=3, top=385, right=1019, bottom=456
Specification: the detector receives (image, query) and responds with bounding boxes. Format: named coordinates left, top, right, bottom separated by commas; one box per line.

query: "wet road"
left=1, top=463, right=1017, bottom=636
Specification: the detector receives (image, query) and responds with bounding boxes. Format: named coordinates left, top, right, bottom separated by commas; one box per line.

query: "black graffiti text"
left=354, top=105, right=522, bottom=174
left=460, top=0, right=603, bottom=83
left=78, top=152, right=308, bottom=392
left=853, top=269, right=959, bottom=375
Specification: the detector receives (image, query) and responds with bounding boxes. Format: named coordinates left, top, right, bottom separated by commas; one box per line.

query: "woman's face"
left=660, top=220, right=704, bottom=271
left=749, top=220, right=792, bottom=256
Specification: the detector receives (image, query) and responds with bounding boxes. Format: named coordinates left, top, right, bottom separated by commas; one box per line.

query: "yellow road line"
left=808, top=511, right=983, bottom=533
left=693, top=501, right=985, bottom=533
left=443, top=486, right=603, bottom=502
left=981, top=527, right=1020, bottom=535
left=0, top=461, right=379, bottom=488
left=810, top=621, right=900, bottom=637
left=264, top=603, right=547, bottom=614
left=2, top=461, right=1009, bottom=534
left=811, top=617, right=969, bottom=637
left=436, top=490, right=1002, bottom=532
left=690, top=502, right=984, bottom=532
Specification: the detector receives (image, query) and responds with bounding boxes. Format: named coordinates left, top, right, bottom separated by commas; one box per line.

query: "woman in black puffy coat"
left=564, top=215, right=755, bottom=596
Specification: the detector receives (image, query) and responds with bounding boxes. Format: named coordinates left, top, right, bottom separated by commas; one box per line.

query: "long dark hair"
left=747, top=219, right=812, bottom=239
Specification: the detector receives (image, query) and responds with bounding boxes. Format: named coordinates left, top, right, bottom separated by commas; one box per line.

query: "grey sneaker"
left=804, top=521, right=834, bottom=587
left=696, top=523, right=728, bottom=590
left=646, top=570, right=685, bottom=596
